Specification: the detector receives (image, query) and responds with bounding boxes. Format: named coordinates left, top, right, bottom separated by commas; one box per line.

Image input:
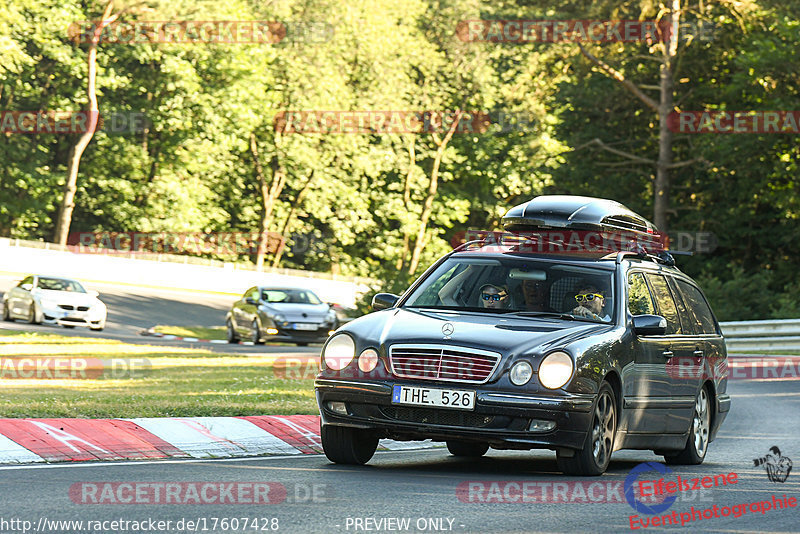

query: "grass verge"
left=0, top=330, right=319, bottom=418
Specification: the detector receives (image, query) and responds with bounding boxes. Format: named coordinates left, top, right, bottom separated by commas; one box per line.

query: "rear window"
left=676, top=280, right=718, bottom=335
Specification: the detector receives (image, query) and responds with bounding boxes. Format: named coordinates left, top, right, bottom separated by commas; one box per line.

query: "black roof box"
left=502, top=195, right=658, bottom=235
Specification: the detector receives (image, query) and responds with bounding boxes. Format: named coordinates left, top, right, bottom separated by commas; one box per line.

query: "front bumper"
left=41, top=306, right=105, bottom=329
left=315, top=378, right=595, bottom=451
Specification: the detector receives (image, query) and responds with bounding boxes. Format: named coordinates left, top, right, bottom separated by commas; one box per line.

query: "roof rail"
left=452, top=239, right=490, bottom=253
left=607, top=250, right=678, bottom=266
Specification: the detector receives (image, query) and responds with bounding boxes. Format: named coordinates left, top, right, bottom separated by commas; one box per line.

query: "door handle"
left=662, top=351, right=674, bottom=359
left=693, top=350, right=704, bottom=357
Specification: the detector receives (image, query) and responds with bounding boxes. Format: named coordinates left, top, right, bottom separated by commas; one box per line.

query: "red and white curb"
left=140, top=328, right=235, bottom=345
left=0, top=415, right=436, bottom=464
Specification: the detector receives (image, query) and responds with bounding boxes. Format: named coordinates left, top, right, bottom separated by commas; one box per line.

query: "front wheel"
left=27, top=303, right=40, bottom=324
left=226, top=319, right=239, bottom=343
left=447, top=441, right=489, bottom=458
left=557, top=382, right=617, bottom=476
left=251, top=319, right=264, bottom=345
left=321, top=425, right=378, bottom=465
left=665, top=386, right=711, bottom=465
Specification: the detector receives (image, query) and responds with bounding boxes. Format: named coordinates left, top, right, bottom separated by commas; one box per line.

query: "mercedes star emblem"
left=442, top=323, right=454, bottom=337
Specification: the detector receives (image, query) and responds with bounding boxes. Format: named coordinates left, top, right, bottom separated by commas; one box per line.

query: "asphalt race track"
left=0, top=274, right=318, bottom=355
left=1, top=379, right=798, bottom=533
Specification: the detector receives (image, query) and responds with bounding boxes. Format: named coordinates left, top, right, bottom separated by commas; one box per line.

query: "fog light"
left=328, top=330, right=335, bottom=336
left=266, top=328, right=278, bottom=335
left=528, top=419, right=556, bottom=432
left=327, top=401, right=347, bottom=415
left=509, top=361, right=533, bottom=386
left=358, top=348, right=379, bottom=372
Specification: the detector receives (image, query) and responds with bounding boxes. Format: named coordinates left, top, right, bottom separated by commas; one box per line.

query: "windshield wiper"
left=510, top=311, right=577, bottom=320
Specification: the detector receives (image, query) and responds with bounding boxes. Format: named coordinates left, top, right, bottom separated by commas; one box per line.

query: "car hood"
left=342, top=308, right=615, bottom=356
left=35, top=289, right=100, bottom=306
left=264, top=302, right=330, bottom=322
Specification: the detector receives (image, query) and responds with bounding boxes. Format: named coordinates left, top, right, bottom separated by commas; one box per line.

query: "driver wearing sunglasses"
left=479, top=283, right=510, bottom=309
left=570, top=284, right=610, bottom=321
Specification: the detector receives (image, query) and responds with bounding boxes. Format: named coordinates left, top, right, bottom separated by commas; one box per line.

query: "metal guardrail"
left=720, top=319, right=800, bottom=352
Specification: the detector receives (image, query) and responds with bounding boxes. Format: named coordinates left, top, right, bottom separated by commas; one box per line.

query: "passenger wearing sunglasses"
left=479, top=283, right=510, bottom=309
left=570, top=285, right=610, bottom=321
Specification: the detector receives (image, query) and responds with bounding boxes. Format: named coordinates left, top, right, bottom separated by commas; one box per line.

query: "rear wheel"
left=226, top=319, right=239, bottom=343
left=321, top=425, right=378, bottom=465
left=664, top=386, right=710, bottom=465
left=2, top=303, right=12, bottom=322
left=557, top=382, right=616, bottom=476
left=251, top=319, right=264, bottom=345
left=447, top=440, right=489, bottom=458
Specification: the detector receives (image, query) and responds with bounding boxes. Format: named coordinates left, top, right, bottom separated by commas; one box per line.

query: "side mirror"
left=372, top=293, right=400, bottom=311
left=632, top=314, right=667, bottom=336
left=245, top=297, right=258, bottom=305
left=20, top=283, right=33, bottom=291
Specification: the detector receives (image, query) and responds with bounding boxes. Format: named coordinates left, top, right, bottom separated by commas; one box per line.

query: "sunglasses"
left=575, top=293, right=604, bottom=302
left=482, top=292, right=507, bottom=302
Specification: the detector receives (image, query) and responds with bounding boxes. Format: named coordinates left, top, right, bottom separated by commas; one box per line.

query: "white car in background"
left=2, top=275, right=107, bottom=331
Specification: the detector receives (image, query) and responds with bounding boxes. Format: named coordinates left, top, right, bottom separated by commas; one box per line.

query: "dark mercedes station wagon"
left=315, top=196, right=730, bottom=475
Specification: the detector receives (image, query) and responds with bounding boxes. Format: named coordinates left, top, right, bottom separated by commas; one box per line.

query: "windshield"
left=403, top=256, right=615, bottom=323
left=36, top=277, right=86, bottom=293
left=261, top=289, right=323, bottom=305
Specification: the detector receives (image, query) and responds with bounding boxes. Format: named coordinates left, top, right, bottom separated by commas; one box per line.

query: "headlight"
left=509, top=361, right=533, bottom=386
left=538, top=351, right=574, bottom=389
left=323, top=334, right=355, bottom=370
left=358, top=348, right=379, bottom=372
left=273, top=314, right=286, bottom=324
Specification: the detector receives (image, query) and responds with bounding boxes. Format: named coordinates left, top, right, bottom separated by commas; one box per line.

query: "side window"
left=243, top=287, right=257, bottom=300
left=676, top=280, right=718, bottom=335
left=627, top=272, right=656, bottom=315
left=249, top=287, right=261, bottom=301
left=19, top=276, right=34, bottom=289
left=667, top=277, right=695, bottom=335
left=644, top=274, right=682, bottom=334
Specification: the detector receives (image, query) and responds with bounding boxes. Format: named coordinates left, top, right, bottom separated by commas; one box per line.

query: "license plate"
left=293, top=323, right=318, bottom=331
left=391, top=385, right=475, bottom=411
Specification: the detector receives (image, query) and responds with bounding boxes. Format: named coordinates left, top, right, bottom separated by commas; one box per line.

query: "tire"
left=447, top=440, right=489, bottom=458
left=2, top=302, right=12, bottom=322
left=321, top=425, right=378, bottom=465
left=664, top=386, right=711, bottom=465
left=557, top=382, right=617, bottom=476
left=226, top=319, right=239, bottom=344
left=251, top=319, right=264, bottom=345
left=26, top=303, right=40, bottom=325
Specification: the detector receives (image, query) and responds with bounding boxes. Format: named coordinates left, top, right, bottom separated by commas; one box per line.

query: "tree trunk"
left=407, top=111, right=463, bottom=275
left=395, top=136, right=415, bottom=271
left=54, top=1, right=118, bottom=245
left=271, top=170, right=314, bottom=267
left=653, top=1, right=681, bottom=231
left=250, top=132, right=285, bottom=269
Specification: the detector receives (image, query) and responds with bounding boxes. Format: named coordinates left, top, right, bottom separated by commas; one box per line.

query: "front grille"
left=389, top=344, right=500, bottom=384
left=58, top=305, right=74, bottom=310
left=77, top=306, right=89, bottom=312
left=381, top=406, right=494, bottom=427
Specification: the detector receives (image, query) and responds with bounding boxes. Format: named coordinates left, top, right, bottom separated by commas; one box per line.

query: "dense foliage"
left=0, top=0, right=797, bottom=320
